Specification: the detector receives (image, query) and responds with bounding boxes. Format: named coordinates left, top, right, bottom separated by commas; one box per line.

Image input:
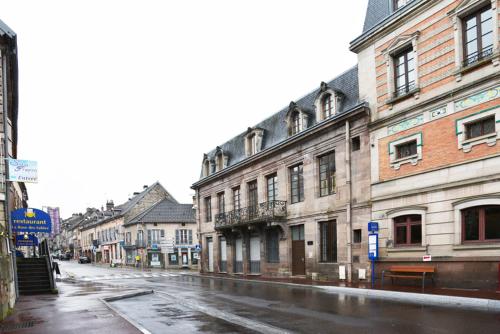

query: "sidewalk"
left=0, top=280, right=143, bottom=334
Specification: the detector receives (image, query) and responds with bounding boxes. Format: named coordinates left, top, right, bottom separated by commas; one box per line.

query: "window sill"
left=454, top=53, right=499, bottom=81
left=461, top=132, right=497, bottom=153
left=453, top=243, right=500, bottom=251
left=385, top=87, right=421, bottom=106
left=390, top=154, right=420, bottom=170
left=387, top=246, right=426, bottom=253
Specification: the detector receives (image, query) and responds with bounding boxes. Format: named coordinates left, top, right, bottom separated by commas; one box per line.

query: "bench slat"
left=388, top=266, right=435, bottom=273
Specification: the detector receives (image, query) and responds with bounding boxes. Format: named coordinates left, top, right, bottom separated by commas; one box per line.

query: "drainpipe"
left=196, top=190, right=201, bottom=272
left=1, top=47, right=18, bottom=298
left=345, top=120, right=353, bottom=283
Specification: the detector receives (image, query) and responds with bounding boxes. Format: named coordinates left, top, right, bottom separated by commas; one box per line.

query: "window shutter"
left=161, top=229, right=165, bottom=238
left=188, top=230, right=193, bottom=245
left=175, top=230, right=180, bottom=245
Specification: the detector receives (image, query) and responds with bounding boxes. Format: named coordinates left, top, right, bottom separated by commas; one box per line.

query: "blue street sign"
left=15, top=234, right=38, bottom=247
left=368, top=221, right=379, bottom=233
left=368, top=233, right=378, bottom=260
left=11, top=208, right=52, bottom=233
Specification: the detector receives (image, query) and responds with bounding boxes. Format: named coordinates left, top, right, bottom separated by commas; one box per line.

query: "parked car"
left=78, top=256, right=91, bottom=264
left=59, top=253, right=71, bottom=261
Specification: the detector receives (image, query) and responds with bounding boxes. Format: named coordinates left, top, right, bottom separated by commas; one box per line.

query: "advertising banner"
left=7, top=159, right=38, bottom=183
left=47, top=207, right=61, bottom=235
left=15, top=234, right=39, bottom=247
left=11, top=208, right=52, bottom=233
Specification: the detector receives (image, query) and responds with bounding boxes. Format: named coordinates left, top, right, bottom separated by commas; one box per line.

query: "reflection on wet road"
left=59, top=261, right=500, bottom=334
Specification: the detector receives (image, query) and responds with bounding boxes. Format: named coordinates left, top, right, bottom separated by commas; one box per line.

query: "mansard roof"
left=125, top=198, right=195, bottom=226
left=0, top=19, right=16, bottom=39
left=199, top=66, right=360, bottom=179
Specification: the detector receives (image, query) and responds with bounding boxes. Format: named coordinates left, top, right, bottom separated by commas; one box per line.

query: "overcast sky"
left=1, top=0, right=368, bottom=218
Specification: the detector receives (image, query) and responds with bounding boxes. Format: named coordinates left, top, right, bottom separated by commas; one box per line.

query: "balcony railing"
left=215, top=200, right=287, bottom=229
left=463, top=47, right=493, bottom=67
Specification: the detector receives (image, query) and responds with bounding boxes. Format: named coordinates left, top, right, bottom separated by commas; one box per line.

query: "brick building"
left=351, top=0, right=500, bottom=289
left=192, top=69, right=372, bottom=281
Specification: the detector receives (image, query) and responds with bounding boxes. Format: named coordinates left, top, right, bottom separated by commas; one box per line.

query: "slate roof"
left=361, top=0, right=424, bottom=34
left=0, top=18, right=16, bottom=38
left=125, top=198, right=195, bottom=226
left=200, top=66, right=360, bottom=178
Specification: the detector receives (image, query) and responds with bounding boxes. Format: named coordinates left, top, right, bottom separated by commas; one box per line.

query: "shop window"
left=462, top=206, right=500, bottom=242
left=266, top=229, right=280, bottom=263
left=319, top=221, right=337, bottom=262
left=394, top=215, right=422, bottom=246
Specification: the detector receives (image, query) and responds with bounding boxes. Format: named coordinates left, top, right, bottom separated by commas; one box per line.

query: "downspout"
left=1, top=47, right=18, bottom=298
left=196, top=190, right=201, bottom=272
left=345, top=120, right=353, bottom=282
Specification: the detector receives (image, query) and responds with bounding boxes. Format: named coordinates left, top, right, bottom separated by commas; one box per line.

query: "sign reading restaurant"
left=11, top=208, right=52, bottom=233
left=7, top=159, right=38, bottom=183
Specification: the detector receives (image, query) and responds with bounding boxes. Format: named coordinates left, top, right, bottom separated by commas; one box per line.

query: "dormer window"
left=287, top=102, right=309, bottom=136
left=245, top=127, right=264, bottom=156
left=321, top=94, right=335, bottom=119
left=393, top=0, right=414, bottom=11
left=215, top=147, right=229, bottom=172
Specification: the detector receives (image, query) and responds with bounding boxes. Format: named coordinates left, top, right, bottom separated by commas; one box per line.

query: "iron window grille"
left=395, top=140, right=417, bottom=160
left=465, top=116, right=495, bottom=140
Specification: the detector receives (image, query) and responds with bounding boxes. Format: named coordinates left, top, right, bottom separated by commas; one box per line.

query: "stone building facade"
left=351, top=0, right=500, bottom=289
left=0, top=19, right=28, bottom=320
left=192, top=69, right=372, bottom=281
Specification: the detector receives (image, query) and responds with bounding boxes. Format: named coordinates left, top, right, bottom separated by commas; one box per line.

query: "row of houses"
left=55, top=182, right=198, bottom=269
left=191, top=0, right=500, bottom=290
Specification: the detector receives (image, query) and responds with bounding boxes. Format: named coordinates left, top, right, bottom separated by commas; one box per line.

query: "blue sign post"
left=15, top=234, right=39, bottom=247
left=11, top=208, right=52, bottom=234
left=368, top=221, right=379, bottom=288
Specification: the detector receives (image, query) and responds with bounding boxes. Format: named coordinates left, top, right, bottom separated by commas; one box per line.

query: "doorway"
left=207, top=237, right=214, bottom=272
left=291, top=225, right=305, bottom=276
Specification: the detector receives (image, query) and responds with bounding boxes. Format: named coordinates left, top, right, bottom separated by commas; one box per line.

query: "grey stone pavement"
left=2, top=260, right=500, bottom=334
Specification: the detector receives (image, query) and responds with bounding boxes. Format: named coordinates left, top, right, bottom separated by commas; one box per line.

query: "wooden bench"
left=381, top=266, right=435, bottom=292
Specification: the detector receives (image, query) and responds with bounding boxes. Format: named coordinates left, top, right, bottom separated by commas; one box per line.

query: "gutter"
left=192, top=102, right=369, bottom=189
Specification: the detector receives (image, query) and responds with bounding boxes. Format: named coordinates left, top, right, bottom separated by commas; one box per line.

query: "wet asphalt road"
left=59, top=261, right=500, bottom=334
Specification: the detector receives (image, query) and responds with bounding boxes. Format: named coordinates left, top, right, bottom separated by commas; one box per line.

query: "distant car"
left=59, top=253, right=71, bottom=261
left=78, top=256, right=91, bottom=264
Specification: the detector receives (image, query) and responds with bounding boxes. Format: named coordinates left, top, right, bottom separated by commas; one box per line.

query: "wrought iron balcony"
left=215, top=200, right=287, bottom=229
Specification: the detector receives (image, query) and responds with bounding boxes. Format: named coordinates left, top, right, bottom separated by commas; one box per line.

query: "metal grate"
left=0, top=321, right=35, bottom=332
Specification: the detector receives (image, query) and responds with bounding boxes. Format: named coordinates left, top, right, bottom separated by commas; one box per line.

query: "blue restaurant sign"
left=15, top=234, right=39, bottom=247
left=11, top=208, right=52, bottom=233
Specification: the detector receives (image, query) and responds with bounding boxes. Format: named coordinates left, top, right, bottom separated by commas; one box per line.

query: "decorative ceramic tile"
left=387, top=114, right=424, bottom=135
left=429, top=106, right=447, bottom=120
left=455, top=86, right=500, bottom=112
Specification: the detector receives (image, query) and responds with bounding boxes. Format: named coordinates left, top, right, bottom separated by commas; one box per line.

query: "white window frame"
left=455, top=107, right=499, bottom=152
left=382, top=32, right=421, bottom=106
left=388, top=132, right=423, bottom=170
left=314, top=89, right=341, bottom=121
left=449, top=0, right=499, bottom=82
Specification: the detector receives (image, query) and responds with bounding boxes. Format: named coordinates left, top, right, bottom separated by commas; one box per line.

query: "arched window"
left=462, top=206, right=500, bottom=243
left=394, top=214, right=421, bottom=246
left=321, top=93, right=334, bottom=119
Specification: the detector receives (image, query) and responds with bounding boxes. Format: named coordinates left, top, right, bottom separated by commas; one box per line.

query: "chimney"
left=143, top=185, right=148, bottom=189
left=106, top=200, right=114, bottom=211
left=133, top=192, right=140, bottom=196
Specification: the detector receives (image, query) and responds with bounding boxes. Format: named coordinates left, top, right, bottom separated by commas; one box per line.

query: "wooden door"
left=291, top=225, right=305, bottom=275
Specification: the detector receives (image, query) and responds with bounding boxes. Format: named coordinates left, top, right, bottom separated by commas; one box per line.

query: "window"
left=205, top=197, right=212, bottom=222
left=292, top=112, right=302, bottom=135
left=267, top=173, right=278, bottom=202
left=352, top=136, right=360, bottom=152
left=126, top=232, right=131, bottom=244
left=465, top=116, right=495, bottom=140
left=290, top=164, right=304, bottom=203
left=353, top=229, right=362, bottom=244
left=393, top=0, right=414, bottom=10
left=217, top=192, right=225, bottom=214
left=462, top=206, right=500, bottom=242
left=319, top=152, right=336, bottom=197
left=395, top=140, right=417, bottom=160
left=394, top=215, right=422, bottom=246
left=233, top=187, right=241, bottom=211
left=266, top=229, right=280, bottom=263
left=176, top=229, right=193, bottom=245
left=150, top=229, right=162, bottom=244
left=321, top=94, right=334, bottom=119
left=248, top=181, right=258, bottom=217
left=393, top=47, right=416, bottom=97
left=462, top=5, right=493, bottom=67
left=319, top=221, right=337, bottom=262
